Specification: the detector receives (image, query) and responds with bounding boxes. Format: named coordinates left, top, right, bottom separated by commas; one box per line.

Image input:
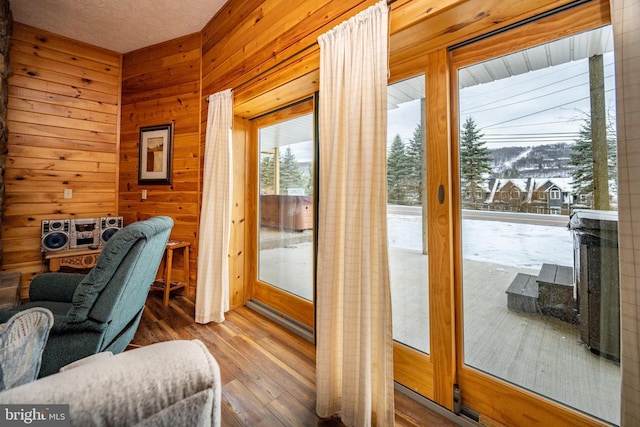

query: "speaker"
left=70, top=218, right=100, bottom=249
left=41, top=219, right=71, bottom=252
left=100, top=216, right=123, bottom=245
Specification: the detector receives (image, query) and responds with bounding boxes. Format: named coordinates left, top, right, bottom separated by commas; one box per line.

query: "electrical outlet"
left=64, top=189, right=72, bottom=199
left=141, top=189, right=147, bottom=200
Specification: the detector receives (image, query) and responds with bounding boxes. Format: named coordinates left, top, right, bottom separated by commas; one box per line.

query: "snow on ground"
left=387, top=214, right=574, bottom=269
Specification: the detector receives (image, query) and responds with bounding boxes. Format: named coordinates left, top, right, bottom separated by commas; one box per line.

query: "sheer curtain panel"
left=315, top=2, right=394, bottom=426
left=610, top=1, right=640, bottom=425
left=196, top=89, right=233, bottom=324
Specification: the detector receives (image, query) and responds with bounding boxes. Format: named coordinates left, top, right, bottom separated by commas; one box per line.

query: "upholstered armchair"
left=0, top=340, right=222, bottom=427
left=0, top=216, right=173, bottom=377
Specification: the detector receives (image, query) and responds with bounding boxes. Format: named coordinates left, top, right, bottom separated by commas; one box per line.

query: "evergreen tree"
left=405, top=124, right=423, bottom=205
left=259, top=154, right=275, bottom=194
left=569, top=117, right=617, bottom=204
left=387, top=134, right=409, bottom=205
left=459, top=117, right=492, bottom=204
left=279, top=146, right=305, bottom=192
left=259, top=147, right=306, bottom=194
left=303, top=164, right=313, bottom=196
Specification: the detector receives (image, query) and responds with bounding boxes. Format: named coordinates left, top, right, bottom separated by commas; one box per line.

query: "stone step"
left=506, top=263, right=576, bottom=322
left=506, top=273, right=539, bottom=314
left=537, top=263, right=575, bottom=322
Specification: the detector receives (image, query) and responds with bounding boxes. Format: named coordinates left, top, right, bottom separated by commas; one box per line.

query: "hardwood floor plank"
left=223, top=379, right=286, bottom=427
left=266, top=391, right=322, bottom=427
left=186, top=324, right=287, bottom=404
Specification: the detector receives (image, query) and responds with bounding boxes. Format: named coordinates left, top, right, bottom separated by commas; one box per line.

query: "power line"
left=481, top=88, right=615, bottom=129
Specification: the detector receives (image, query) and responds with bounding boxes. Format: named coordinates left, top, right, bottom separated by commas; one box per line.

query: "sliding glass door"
left=250, top=99, right=315, bottom=329
left=450, top=8, right=620, bottom=426
left=386, top=75, right=436, bottom=397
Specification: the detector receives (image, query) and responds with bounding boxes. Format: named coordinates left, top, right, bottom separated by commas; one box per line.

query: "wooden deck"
left=463, top=260, right=620, bottom=425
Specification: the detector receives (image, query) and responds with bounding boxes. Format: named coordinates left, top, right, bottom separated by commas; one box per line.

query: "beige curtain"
left=315, top=2, right=394, bottom=426
left=196, top=89, right=233, bottom=324
left=611, top=1, right=640, bottom=425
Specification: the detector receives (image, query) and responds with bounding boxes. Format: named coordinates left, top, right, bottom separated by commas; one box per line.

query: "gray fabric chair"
left=0, top=216, right=173, bottom=377
left=0, top=307, right=53, bottom=389
left=0, top=340, right=221, bottom=427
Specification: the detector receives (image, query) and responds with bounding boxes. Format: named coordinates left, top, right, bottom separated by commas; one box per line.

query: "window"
left=251, top=99, right=316, bottom=330
left=456, top=24, right=620, bottom=425
left=387, top=75, right=428, bottom=354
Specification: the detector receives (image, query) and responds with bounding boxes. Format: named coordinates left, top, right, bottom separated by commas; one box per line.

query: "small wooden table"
left=151, top=241, right=190, bottom=306
left=46, top=247, right=102, bottom=272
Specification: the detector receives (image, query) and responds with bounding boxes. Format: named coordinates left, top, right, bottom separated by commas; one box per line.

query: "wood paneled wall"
left=5, top=24, right=121, bottom=298
left=119, top=33, right=202, bottom=297
left=202, top=0, right=376, bottom=117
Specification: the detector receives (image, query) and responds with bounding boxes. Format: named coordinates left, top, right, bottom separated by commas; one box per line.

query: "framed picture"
left=138, top=123, right=173, bottom=185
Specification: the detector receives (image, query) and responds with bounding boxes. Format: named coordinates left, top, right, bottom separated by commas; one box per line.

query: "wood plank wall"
left=5, top=24, right=121, bottom=298
left=119, top=33, right=202, bottom=297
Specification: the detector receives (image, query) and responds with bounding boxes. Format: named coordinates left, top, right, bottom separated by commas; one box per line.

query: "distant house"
left=460, top=166, right=617, bottom=214
left=526, top=178, right=573, bottom=214
left=482, top=178, right=574, bottom=214
left=486, top=179, right=528, bottom=211
left=461, top=182, right=491, bottom=210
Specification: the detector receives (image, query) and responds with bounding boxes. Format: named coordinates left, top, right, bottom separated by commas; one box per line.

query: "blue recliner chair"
left=0, top=216, right=173, bottom=377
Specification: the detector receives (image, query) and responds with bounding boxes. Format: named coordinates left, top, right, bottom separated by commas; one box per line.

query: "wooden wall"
left=5, top=24, right=121, bottom=298
left=119, top=33, right=202, bottom=297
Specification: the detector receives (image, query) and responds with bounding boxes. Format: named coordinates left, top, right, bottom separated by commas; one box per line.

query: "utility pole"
left=589, top=54, right=609, bottom=211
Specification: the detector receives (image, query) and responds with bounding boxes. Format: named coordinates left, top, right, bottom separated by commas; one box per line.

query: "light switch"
left=64, top=189, right=72, bottom=199
left=142, top=189, right=147, bottom=200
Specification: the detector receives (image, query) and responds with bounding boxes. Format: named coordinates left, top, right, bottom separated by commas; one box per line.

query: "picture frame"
left=138, top=123, right=173, bottom=185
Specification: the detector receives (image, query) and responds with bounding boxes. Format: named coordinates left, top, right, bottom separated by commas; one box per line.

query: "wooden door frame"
left=246, top=98, right=316, bottom=329
left=446, top=1, right=613, bottom=425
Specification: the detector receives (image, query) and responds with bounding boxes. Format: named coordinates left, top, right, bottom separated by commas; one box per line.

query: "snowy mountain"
left=490, top=143, right=575, bottom=179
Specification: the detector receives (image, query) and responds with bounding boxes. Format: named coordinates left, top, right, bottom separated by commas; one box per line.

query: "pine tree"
left=569, top=122, right=594, bottom=196
left=259, top=147, right=306, bottom=194
left=279, top=146, right=305, bottom=192
left=259, top=154, right=275, bottom=194
left=387, top=134, right=409, bottom=205
left=405, top=124, right=423, bottom=205
left=569, top=117, right=617, bottom=206
left=459, top=117, right=492, bottom=204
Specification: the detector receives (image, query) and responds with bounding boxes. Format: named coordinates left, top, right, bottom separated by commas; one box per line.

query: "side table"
left=151, top=241, right=190, bottom=306
left=45, top=247, right=102, bottom=272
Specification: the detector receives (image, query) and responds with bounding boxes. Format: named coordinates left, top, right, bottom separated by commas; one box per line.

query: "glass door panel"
left=388, top=75, right=428, bottom=354
left=455, top=24, right=620, bottom=425
left=388, top=75, right=436, bottom=398
left=252, top=99, right=315, bottom=328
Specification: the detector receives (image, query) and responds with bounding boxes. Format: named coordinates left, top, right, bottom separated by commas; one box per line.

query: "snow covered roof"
left=485, top=177, right=574, bottom=203
left=534, top=178, right=573, bottom=192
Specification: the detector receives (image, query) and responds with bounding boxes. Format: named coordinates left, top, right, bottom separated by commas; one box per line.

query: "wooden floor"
left=132, top=294, right=460, bottom=427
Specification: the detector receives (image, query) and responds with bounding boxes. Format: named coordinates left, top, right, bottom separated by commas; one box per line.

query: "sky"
left=388, top=26, right=617, bottom=150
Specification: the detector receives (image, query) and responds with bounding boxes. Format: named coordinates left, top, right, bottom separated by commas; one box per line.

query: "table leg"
left=164, top=248, right=173, bottom=306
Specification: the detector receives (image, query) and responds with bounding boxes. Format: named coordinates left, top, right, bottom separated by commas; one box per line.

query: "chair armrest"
left=29, top=273, right=86, bottom=303
left=0, top=340, right=221, bottom=427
